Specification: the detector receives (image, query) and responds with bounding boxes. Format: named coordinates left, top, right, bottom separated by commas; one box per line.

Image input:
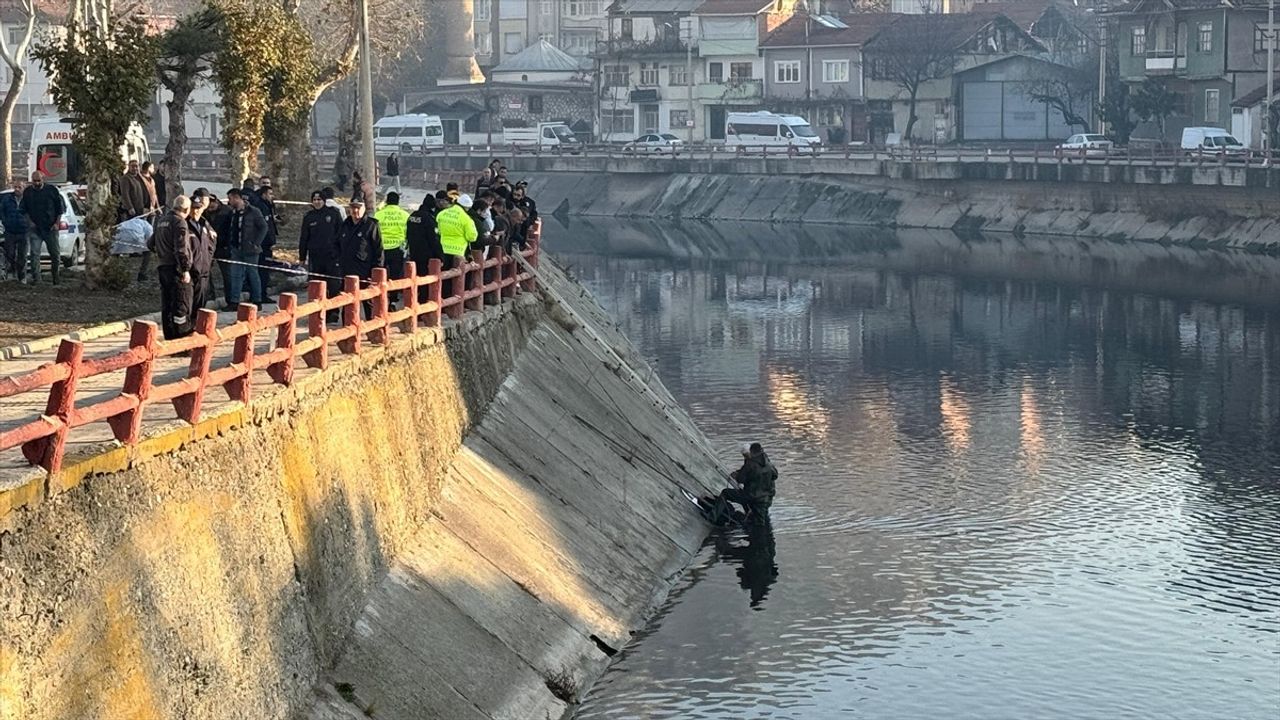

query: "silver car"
left=623, top=133, right=686, bottom=154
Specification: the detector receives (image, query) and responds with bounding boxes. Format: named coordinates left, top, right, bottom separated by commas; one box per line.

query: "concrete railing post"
left=268, top=293, right=297, bottom=385
left=305, top=280, right=329, bottom=370
left=174, top=309, right=218, bottom=423
left=370, top=267, right=390, bottom=345
left=403, top=260, right=420, bottom=333
left=466, top=250, right=484, bottom=312
left=21, top=339, right=83, bottom=472
left=108, top=320, right=157, bottom=445
left=427, top=258, right=443, bottom=326
left=339, top=275, right=362, bottom=355
left=225, top=304, right=257, bottom=404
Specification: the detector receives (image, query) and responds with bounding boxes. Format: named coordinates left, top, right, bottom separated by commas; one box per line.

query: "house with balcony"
left=692, top=0, right=798, bottom=140
left=761, top=11, right=899, bottom=144
left=1107, top=0, right=1272, bottom=144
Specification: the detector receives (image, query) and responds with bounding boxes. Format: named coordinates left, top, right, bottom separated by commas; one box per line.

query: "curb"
left=0, top=312, right=162, bottom=361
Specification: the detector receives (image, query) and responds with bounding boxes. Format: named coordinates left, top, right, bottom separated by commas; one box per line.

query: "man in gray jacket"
left=222, top=188, right=267, bottom=308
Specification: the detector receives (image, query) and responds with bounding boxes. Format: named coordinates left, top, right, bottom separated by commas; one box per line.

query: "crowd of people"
left=152, top=157, right=539, bottom=344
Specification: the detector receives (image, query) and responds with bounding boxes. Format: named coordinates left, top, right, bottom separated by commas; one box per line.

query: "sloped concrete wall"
left=1, top=266, right=722, bottom=720
left=520, top=171, right=1280, bottom=251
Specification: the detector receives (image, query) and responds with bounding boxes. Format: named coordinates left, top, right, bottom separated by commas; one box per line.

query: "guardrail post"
left=304, top=280, right=328, bottom=369
left=225, top=304, right=257, bottom=404
left=403, top=260, right=420, bottom=334
left=466, top=250, right=484, bottom=312
left=370, top=267, right=390, bottom=345
left=174, top=309, right=217, bottom=423
left=427, top=258, right=443, bottom=326
left=268, top=293, right=297, bottom=385
left=446, top=260, right=464, bottom=319
left=22, top=339, right=83, bottom=472
left=339, top=275, right=362, bottom=354
left=107, top=320, right=157, bottom=445
left=488, top=247, right=504, bottom=305
left=498, top=246, right=516, bottom=299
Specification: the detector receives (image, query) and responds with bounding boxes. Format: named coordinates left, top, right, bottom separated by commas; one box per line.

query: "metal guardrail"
left=0, top=226, right=541, bottom=473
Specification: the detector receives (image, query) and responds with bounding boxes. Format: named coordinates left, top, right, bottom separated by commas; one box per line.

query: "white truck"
left=724, top=111, right=821, bottom=153
left=28, top=117, right=150, bottom=185
left=373, top=114, right=445, bottom=154
left=503, top=122, right=581, bottom=149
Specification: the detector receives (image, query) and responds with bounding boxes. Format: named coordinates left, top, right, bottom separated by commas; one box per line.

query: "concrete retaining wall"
left=1, top=265, right=723, bottom=720
left=501, top=169, right=1280, bottom=251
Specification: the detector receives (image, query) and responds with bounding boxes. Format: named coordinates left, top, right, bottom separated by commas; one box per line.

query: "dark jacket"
left=0, top=190, right=27, bottom=235
left=247, top=191, right=277, bottom=248
left=336, top=215, right=383, bottom=278
left=119, top=173, right=147, bottom=217
left=735, top=452, right=778, bottom=506
left=20, top=183, right=66, bottom=229
left=187, top=216, right=217, bottom=275
left=227, top=203, right=268, bottom=255
left=512, top=195, right=538, bottom=228
left=151, top=209, right=193, bottom=272
left=299, top=205, right=343, bottom=268
left=208, top=205, right=233, bottom=258
left=406, top=203, right=441, bottom=264
left=386, top=154, right=399, bottom=177
left=153, top=172, right=168, bottom=208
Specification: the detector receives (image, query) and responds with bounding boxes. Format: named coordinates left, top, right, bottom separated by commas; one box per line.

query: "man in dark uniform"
left=719, top=442, right=778, bottom=523
left=186, top=189, right=217, bottom=319
left=299, top=189, right=343, bottom=301
left=335, top=199, right=383, bottom=318
left=150, top=196, right=194, bottom=340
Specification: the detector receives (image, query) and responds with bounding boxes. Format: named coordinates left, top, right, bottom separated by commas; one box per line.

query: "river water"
left=543, top=220, right=1280, bottom=720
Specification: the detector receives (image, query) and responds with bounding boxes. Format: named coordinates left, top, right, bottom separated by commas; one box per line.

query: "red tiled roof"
left=761, top=12, right=902, bottom=48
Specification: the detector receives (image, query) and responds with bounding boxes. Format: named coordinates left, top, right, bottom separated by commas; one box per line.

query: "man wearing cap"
left=336, top=198, right=383, bottom=317
left=300, top=190, right=343, bottom=301
left=187, top=190, right=218, bottom=318
left=151, top=196, right=195, bottom=340
left=406, top=190, right=447, bottom=304
left=436, top=191, right=476, bottom=300
left=374, top=191, right=410, bottom=304
left=719, top=442, right=779, bottom=523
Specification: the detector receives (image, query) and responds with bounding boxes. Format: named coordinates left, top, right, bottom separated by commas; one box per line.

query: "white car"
left=39, top=189, right=86, bottom=267
left=623, top=133, right=685, bottom=154
left=1056, top=133, right=1113, bottom=157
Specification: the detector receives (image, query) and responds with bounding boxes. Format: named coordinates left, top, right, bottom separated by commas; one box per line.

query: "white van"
left=1181, top=127, right=1247, bottom=154
left=373, top=114, right=445, bottom=154
left=504, top=122, right=580, bottom=148
left=28, top=118, right=150, bottom=186
left=725, top=111, right=821, bottom=152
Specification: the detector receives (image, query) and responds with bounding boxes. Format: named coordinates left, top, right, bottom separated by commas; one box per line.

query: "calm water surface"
left=546, top=222, right=1280, bottom=720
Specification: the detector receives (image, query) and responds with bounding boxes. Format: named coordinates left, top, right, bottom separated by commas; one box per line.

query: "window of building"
left=868, top=57, right=890, bottom=80
left=670, top=109, right=690, bottom=129
left=563, top=30, right=596, bottom=56
left=1130, top=26, right=1145, bottom=56
left=639, top=62, right=659, bottom=86
left=1255, top=23, right=1280, bottom=52
left=540, top=33, right=554, bottom=43
left=1196, top=22, right=1212, bottom=52
left=708, top=61, right=724, bottom=83
left=1076, top=34, right=1090, bottom=55
left=604, top=64, right=629, bottom=88
left=642, top=106, right=659, bottom=133
left=476, top=0, right=491, bottom=21
left=822, top=59, right=849, bottom=84
left=601, top=109, right=635, bottom=136
left=464, top=114, right=482, bottom=133
left=621, top=18, right=633, bottom=40
left=529, top=95, right=544, bottom=114
left=566, top=0, right=600, bottom=18
left=730, top=62, right=753, bottom=81
left=541, top=0, right=553, bottom=16
left=774, top=60, right=801, bottom=84
left=504, top=32, right=525, bottom=54
left=1205, top=89, right=1220, bottom=122
left=474, top=32, right=493, bottom=55
left=669, top=63, right=688, bottom=86
left=8, top=28, right=22, bottom=46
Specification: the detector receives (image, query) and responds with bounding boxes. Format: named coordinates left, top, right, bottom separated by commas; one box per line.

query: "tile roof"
left=761, top=12, right=901, bottom=48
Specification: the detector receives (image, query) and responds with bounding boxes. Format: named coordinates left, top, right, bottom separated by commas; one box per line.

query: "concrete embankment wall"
left=514, top=170, right=1280, bottom=251
left=1, top=264, right=722, bottom=720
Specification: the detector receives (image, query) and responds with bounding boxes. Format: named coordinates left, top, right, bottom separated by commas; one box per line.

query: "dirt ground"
left=0, top=273, right=159, bottom=346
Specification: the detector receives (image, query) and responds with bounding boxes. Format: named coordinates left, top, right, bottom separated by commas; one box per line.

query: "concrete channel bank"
left=0, top=262, right=725, bottom=720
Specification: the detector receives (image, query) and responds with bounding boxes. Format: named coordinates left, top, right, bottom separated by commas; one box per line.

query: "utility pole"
left=1267, top=0, right=1275, bottom=155
left=357, top=0, right=376, bottom=191
left=1098, top=10, right=1108, bottom=135
left=683, top=16, right=694, bottom=144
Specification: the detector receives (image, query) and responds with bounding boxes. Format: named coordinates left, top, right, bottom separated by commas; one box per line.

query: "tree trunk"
left=263, top=141, right=285, bottom=194
left=285, top=128, right=317, bottom=198
left=230, top=142, right=253, bottom=188
left=160, top=71, right=196, bottom=202
left=0, top=67, right=25, bottom=182
left=903, top=92, right=920, bottom=143
left=82, top=161, right=129, bottom=289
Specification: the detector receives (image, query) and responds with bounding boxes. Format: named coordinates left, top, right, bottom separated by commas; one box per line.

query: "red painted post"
left=427, top=258, right=443, bottom=326
left=305, top=279, right=328, bottom=369
left=225, top=304, right=257, bottom=404
left=107, top=320, right=157, bottom=444
left=403, top=260, right=419, bottom=333
left=22, top=339, right=83, bottom=472
left=174, top=309, right=218, bottom=423
left=370, top=267, right=390, bottom=345
left=268, top=293, right=297, bottom=385
left=466, top=250, right=484, bottom=311
left=339, top=275, right=362, bottom=354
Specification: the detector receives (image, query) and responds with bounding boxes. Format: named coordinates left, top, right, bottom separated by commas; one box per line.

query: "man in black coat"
left=151, top=196, right=194, bottom=339
left=336, top=199, right=383, bottom=318
left=299, top=190, right=343, bottom=299
left=223, top=188, right=267, bottom=308
left=19, top=170, right=66, bottom=284
left=187, top=189, right=218, bottom=320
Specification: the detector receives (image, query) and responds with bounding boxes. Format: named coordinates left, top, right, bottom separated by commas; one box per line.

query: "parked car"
left=623, top=133, right=685, bottom=154
left=1056, top=133, right=1113, bottom=156
left=40, top=188, right=86, bottom=267
left=1181, top=127, right=1248, bottom=155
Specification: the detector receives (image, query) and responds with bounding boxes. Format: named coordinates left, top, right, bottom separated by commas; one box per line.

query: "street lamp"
left=680, top=16, right=695, bottom=144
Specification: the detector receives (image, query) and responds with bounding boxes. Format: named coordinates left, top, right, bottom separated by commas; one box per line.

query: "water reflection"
left=713, top=525, right=779, bottom=611
left=558, top=228, right=1280, bottom=720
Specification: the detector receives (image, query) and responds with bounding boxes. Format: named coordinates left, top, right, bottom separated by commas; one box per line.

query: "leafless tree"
left=0, top=0, right=36, bottom=182
left=863, top=11, right=959, bottom=141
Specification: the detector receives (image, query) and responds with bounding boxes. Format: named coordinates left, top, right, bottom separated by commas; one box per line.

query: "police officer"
left=406, top=190, right=447, bottom=304
left=336, top=199, right=383, bottom=319
left=374, top=191, right=410, bottom=305
left=151, top=196, right=194, bottom=340
left=299, top=190, right=343, bottom=300
left=187, top=189, right=218, bottom=318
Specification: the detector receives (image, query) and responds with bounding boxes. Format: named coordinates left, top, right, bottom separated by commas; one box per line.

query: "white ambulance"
left=27, top=117, right=151, bottom=185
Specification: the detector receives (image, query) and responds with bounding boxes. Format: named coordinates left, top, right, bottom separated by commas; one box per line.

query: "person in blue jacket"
left=0, top=178, right=28, bottom=280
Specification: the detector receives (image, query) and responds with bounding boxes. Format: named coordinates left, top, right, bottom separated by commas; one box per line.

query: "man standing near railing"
left=336, top=199, right=383, bottom=319
left=406, top=190, right=448, bottom=305
left=383, top=153, right=401, bottom=195
left=222, top=189, right=266, bottom=309
left=436, top=190, right=476, bottom=300
left=186, top=190, right=217, bottom=322
left=151, top=196, right=194, bottom=340
left=375, top=191, right=410, bottom=307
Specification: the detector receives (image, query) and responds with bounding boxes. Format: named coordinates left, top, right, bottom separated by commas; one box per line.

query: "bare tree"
left=863, top=12, right=960, bottom=142
left=156, top=8, right=221, bottom=201
left=0, top=0, right=36, bottom=182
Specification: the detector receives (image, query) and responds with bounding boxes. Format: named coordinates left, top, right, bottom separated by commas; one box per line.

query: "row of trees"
left=20, top=0, right=422, bottom=289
